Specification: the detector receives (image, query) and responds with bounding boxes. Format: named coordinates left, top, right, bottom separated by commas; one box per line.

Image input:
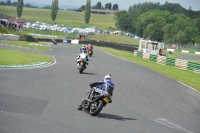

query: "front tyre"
left=89, top=100, right=105, bottom=116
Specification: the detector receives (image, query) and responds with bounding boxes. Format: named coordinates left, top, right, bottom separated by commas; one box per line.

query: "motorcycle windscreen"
left=105, top=80, right=114, bottom=96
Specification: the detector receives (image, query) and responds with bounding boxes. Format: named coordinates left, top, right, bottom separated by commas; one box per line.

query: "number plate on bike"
left=89, top=51, right=91, bottom=53
left=103, top=97, right=109, bottom=103
left=80, top=62, right=84, bottom=65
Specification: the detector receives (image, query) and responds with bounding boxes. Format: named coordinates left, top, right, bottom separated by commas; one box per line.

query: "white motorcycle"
left=77, top=54, right=88, bottom=74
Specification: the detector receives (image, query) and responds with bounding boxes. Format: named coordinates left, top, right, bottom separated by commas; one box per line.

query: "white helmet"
left=104, top=73, right=112, bottom=80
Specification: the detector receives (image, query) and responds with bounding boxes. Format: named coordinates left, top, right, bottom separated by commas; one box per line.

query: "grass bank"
left=0, top=5, right=116, bottom=30
left=0, top=48, right=52, bottom=65
left=0, top=40, right=50, bottom=50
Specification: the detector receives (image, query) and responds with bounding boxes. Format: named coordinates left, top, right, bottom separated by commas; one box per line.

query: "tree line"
left=79, top=1, right=118, bottom=11
left=114, top=2, right=200, bottom=46
left=0, top=0, right=37, bottom=8
left=1, top=0, right=59, bottom=21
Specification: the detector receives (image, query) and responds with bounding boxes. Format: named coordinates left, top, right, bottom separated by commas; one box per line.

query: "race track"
left=0, top=43, right=200, bottom=133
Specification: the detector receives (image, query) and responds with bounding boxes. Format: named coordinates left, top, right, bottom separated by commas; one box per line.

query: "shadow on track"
left=97, top=113, right=137, bottom=121
left=82, top=72, right=98, bottom=75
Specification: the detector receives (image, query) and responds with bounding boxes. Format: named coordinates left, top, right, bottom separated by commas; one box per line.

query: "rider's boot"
left=77, top=63, right=79, bottom=69
left=77, top=98, right=84, bottom=110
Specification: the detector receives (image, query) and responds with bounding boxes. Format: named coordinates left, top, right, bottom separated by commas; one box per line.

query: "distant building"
left=91, top=9, right=120, bottom=15
left=7, top=17, right=25, bottom=23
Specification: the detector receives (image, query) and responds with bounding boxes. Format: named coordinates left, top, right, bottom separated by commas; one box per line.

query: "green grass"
left=95, top=46, right=200, bottom=91
left=0, top=40, right=50, bottom=50
left=0, top=48, right=52, bottom=65
left=0, top=5, right=116, bottom=30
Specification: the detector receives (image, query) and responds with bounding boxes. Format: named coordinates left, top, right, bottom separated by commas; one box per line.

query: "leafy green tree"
left=105, top=3, right=112, bottom=10
left=174, top=16, right=191, bottom=31
left=176, top=31, right=187, bottom=44
left=85, top=0, right=91, bottom=24
left=163, top=24, right=179, bottom=43
left=136, top=10, right=170, bottom=40
left=16, top=0, right=24, bottom=18
left=79, top=5, right=85, bottom=11
left=96, top=2, right=101, bottom=9
left=194, top=18, right=200, bottom=30
left=159, top=2, right=184, bottom=14
left=7, top=0, right=11, bottom=5
left=51, top=0, right=58, bottom=21
left=12, top=2, right=17, bottom=6
left=114, top=11, right=133, bottom=31
left=112, top=4, right=118, bottom=10
left=184, top=26, right=199, bottom=44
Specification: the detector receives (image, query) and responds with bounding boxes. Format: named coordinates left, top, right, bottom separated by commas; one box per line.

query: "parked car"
left=103, top=30, right=110, bottom=34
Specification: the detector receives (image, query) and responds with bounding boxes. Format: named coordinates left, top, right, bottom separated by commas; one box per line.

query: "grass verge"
left=0, top=48, right=52, bottom=65
left=0, top=40, right=50, bottom=50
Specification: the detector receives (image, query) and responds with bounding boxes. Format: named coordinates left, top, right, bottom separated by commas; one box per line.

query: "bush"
left=0, top=27, right=9, bottom=33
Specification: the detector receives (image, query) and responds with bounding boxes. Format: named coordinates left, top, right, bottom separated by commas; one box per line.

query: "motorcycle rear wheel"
left=79, top=65, right=84, bottom=73
left=89, top=100, right=105, bottom=116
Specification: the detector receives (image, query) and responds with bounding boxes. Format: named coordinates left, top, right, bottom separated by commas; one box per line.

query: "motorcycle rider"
left=86, top=43, right=93, bottom=50
left=77, top=73, right=114, bottom=110
left=80, top=45, right=87, bottom=53
left=77, top=49, right=89, bottom=69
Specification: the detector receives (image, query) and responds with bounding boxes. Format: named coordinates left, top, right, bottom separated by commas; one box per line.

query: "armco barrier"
left=79, top=40, right=138, bottom=52
left=166, top=58, right=175, bottom=66
left=143, top=53, right=150, bottom=60
left=149, top=54, right=157, bottom=62
left=0, top=34, right=20, bottom=40
left=134, top=51, right=200, bottom=73
left=36, top=38, right=71, bottom=43
left=175, top=59, right=188, bottom=70
left=137, top=51, right=143, bottom=58
left=36, top=38, right=137, bottom=52
left=157, top=56, right=166, bottom=65
left=187, top=62, right=200, bottom=72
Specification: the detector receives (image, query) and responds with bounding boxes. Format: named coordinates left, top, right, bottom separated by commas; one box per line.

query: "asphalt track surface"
left=0, top=44, right=200, bottom=133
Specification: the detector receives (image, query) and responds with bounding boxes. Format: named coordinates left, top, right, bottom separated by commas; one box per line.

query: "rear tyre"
left=79, top=65, right=84, bottom=73
left=89, top=100, right=105, bottom=116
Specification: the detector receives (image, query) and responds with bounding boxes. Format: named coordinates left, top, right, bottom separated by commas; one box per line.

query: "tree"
left=105, top=3, right=112, bottom=10
left=79, top=5, right=85, bottom=11
left=7, top=0, right=11, bottom=5
left=85, top=0, right=91, bottom=24
left=16, top=0, right=24, bottom=18
left=51, top=0, right=58, bottom=21
left=114, top=11, right=133, bottom=31
left=112, top=4, right=118, bottom=10
left=96, top=2, right=101, bottom=9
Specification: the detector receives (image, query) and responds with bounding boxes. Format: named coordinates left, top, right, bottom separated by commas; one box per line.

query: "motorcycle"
left=88, top=49, right=93, bottom=57
left=78, top=80, right=114, bottom=116
left=78, top=58, right=87, bottom=73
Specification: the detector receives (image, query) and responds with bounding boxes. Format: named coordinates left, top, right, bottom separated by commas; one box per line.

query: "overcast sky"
left=23, top=0, right=200, bottom=11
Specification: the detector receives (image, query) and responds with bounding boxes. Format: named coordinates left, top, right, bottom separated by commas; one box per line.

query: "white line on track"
left=154, top=118, right=194, bottom=133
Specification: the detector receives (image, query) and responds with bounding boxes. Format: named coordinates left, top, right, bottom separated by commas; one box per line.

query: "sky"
left=23, top=0, right=200, bottom=11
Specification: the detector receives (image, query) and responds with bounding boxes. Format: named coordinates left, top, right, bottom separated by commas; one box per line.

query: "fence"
left=134, top=50, right=200, bottom=74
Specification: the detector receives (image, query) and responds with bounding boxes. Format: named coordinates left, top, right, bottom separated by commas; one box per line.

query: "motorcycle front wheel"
left=89, top=100, right=105, bottom=116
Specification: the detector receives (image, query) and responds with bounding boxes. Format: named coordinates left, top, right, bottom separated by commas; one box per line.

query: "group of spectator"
left=0, top=18, right=23, bottom=30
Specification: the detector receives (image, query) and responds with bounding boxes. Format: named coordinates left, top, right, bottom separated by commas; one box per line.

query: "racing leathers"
left=77, top=53, right=89, bottom=68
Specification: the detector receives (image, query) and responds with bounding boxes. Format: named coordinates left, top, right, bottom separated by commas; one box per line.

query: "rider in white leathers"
left=77, top=50, right=89, bottom=69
